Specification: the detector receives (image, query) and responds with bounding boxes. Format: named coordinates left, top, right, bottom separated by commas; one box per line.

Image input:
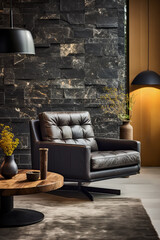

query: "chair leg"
left=83, top=186, right=121, bottom=195
left=59, top=183, right=121, bottom=201
left=61, top=185, right=78, bottom=191
left=81, top=187, right=94, bottom=201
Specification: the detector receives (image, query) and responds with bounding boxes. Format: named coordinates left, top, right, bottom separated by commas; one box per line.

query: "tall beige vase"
left=120, top=121, right=133, bottom=140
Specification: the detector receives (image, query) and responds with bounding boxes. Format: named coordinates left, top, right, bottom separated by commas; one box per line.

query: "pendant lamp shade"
left=0, top=28, right=35, bottom=54
left=132, top=70, right=160, bottom=85
left=0, top=0, right=35, bottom=55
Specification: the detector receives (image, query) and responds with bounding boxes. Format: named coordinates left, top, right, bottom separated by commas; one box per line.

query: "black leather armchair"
left=30, top=111, right=141, bottom=200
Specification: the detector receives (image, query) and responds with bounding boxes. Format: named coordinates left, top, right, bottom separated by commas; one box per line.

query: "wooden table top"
left=0, top=169, right=64, bottom=196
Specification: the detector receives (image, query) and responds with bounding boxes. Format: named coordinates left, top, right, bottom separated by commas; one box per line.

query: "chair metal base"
left=61, top=183, right=121, bottom=201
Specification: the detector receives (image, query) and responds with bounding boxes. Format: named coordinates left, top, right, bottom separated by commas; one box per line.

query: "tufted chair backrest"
left=39, top=111, right=98, bottom=151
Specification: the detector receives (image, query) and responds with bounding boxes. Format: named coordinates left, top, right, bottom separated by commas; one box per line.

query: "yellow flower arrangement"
left=0, top=124, right=19, bottom=156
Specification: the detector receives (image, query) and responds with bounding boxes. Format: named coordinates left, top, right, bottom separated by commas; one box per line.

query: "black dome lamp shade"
left=0, top=1, right=35, bottom=55
left=131, top=0, right=160, bottom=86
left=132, top=70, right=160, bottom=85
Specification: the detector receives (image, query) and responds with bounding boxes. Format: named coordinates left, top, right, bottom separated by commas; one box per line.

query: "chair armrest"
left=95, top=138, right=141, bottom=153
left=32, top=141, right=91, bottom=181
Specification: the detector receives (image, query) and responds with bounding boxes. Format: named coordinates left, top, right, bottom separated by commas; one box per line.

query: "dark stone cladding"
left=0, top=0, right=126, bottom=168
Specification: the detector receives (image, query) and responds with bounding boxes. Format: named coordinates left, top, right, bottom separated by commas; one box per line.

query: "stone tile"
left=74, top=28, right=93, bottom=38
left=0, top=91, right=4, bottom=105
left=51, top=89, right=64, bottom=99
left=52, top=79, right=84, bottom=89
left=61, top=13, right=85, bottom=25
left=60, top=43, right=84, bottom=57
left=60, top=0, right=85, bottom=12
left=85, top=9, right=118, bottom=28
left=61, top=69, right=85, bottom=79
left=95, top=0, right=118, bottom=8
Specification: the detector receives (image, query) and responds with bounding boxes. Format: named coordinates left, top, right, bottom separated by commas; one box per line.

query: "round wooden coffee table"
left=0, top=169, right=63, bottom=227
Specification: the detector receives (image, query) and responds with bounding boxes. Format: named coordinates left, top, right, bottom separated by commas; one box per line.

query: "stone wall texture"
left=0, top=0, right=126, bottom=168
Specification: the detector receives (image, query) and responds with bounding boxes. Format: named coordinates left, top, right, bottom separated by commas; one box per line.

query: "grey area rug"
left=0, top=192, right=159, bottom=240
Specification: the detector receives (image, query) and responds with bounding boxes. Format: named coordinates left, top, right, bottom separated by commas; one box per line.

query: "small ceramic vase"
left=120, top=121, right=133, bottom=140
left=0, top=155, right=18, bottom=179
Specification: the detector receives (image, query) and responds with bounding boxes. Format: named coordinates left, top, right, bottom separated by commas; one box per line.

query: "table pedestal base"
left=0, top=196, right=44, bottom=227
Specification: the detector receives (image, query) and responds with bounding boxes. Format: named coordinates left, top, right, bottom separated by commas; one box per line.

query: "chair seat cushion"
left=91, top=150, right=140, bottom=171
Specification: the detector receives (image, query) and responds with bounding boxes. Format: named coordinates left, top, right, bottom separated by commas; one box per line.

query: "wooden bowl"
left=26, top=171, right=40, bottom=181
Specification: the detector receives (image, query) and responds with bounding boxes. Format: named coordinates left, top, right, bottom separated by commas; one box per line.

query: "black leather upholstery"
left=30, top=111, right=141, bottom=182
left=39, top=112, right=98, bottom=151
left=96, top=138, right=141, bottom=152
left=91, top=150, right=140, bottom=171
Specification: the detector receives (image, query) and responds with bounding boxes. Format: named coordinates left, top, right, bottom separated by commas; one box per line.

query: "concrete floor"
left=89, top=167, right=160, bottom=237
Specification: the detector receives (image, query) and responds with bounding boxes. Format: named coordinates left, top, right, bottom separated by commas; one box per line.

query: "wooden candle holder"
left=39, top=148, right=48, bottom=180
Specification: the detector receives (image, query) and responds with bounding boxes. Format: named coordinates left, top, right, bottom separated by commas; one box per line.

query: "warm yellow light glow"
left=131, top=87, right=160, bottom=166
